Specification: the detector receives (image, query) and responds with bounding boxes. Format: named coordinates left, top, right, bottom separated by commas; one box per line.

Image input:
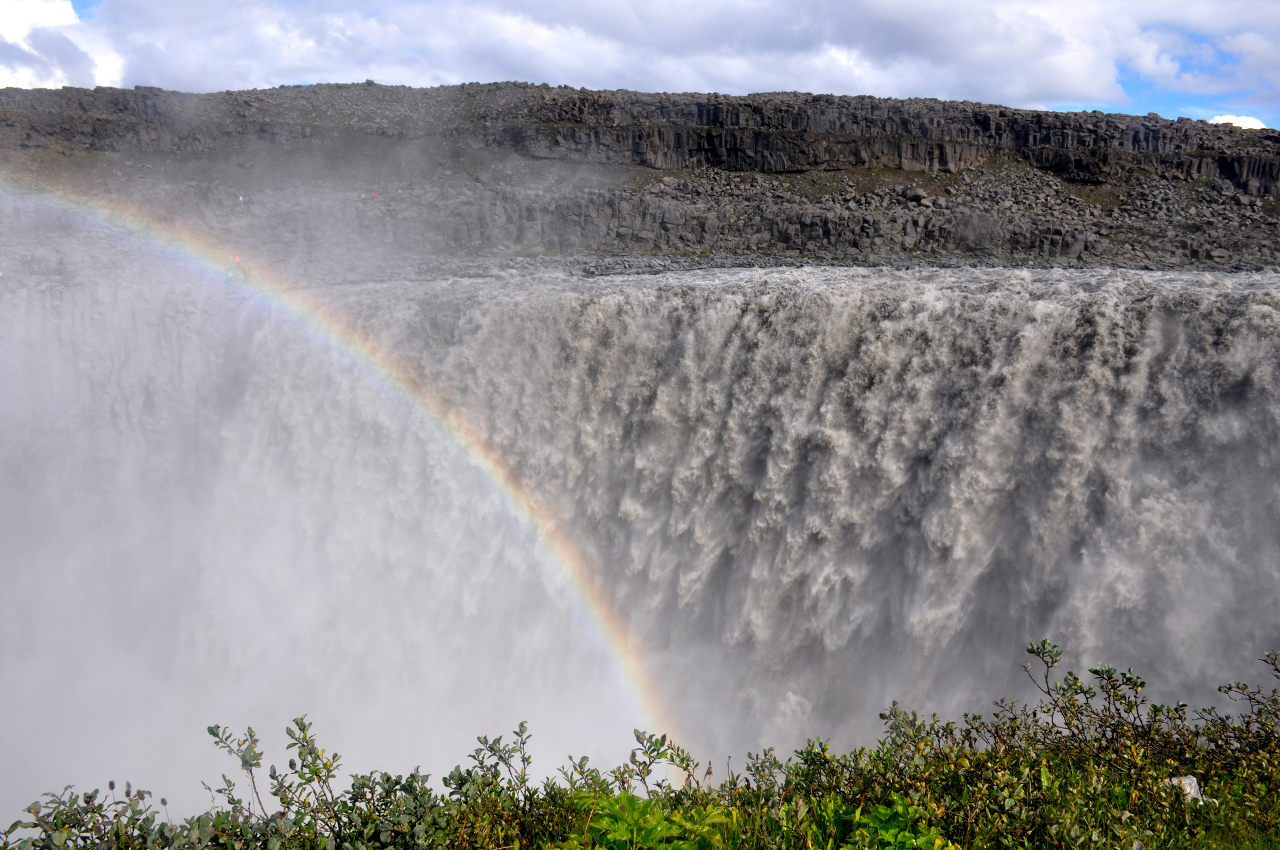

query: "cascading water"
left=0, top=198, right=644, bottom=815
left=4, top=191, right=1280, bottom=817
left=367, top=265, right=1280, bottom=754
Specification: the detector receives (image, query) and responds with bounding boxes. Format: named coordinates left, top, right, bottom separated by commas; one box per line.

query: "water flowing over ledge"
left=4, top=193, right=1279, bottom=810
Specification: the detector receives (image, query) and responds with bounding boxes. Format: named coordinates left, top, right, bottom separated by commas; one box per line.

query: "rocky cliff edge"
left=2, top=81, right=1278, bottom=273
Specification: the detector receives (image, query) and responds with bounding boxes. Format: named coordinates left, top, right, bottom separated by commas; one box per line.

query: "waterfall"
left=4, top=192, right=1279, bottom=815
left=367, top=266, right=1280, bottom=752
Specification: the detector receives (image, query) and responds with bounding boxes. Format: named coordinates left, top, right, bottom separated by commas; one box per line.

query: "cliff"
left=2, top=81, right=1278, bottom=271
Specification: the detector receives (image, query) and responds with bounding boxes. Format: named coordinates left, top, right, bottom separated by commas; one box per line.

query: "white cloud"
left=0, top=0, right=78, bottom=44
left=0, top=0, right=122, bottom=88
left=1211, top=114, right=1267, bottom=129
left=0, top=0, right=1276, bottom=127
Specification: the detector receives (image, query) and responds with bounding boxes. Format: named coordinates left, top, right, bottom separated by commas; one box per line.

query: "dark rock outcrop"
left=2, top=81, right=1278, bottom=271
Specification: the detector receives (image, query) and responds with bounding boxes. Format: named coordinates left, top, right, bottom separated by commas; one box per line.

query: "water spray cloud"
left=0, top=177, right=684, bottom=752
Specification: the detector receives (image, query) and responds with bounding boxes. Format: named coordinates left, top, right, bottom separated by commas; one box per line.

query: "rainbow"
left=1, top=177, right=683, bottom=749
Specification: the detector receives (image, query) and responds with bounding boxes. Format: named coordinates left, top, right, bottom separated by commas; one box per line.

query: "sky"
left=1, top=1, right=1276, bottom=128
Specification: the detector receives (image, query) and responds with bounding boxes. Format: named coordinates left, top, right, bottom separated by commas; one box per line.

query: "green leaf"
left=50, top=829, right=67, bottom=847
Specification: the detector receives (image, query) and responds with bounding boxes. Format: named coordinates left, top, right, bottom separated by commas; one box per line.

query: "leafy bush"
left=4, top=642, right=1279, bottom=849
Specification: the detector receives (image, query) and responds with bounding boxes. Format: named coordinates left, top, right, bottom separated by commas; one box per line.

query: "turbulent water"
left=3, top=194, right=1280, bottom=816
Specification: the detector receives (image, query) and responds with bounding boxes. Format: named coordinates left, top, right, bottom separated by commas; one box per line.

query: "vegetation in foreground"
left=5, top=642, right=1279, bottom=850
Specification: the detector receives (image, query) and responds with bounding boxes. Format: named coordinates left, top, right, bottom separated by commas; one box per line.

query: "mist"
left=3, top=168, right=1280, bottom=821
left=0, top=189, right=645, bottom=815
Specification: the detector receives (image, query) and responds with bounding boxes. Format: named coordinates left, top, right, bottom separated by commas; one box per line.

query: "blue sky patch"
left=69, top=0, right=101, bottom=20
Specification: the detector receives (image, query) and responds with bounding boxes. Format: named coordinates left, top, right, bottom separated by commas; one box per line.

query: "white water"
left=4, top=194, right=1280, bottom=817
left=0, top=200, right=640, bottom=816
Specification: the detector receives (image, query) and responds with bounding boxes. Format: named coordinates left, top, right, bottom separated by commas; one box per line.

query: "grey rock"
left=1, top=82, right=1277, bottom=270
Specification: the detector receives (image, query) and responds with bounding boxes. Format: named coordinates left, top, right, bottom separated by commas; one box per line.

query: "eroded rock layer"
left=2, top=82, right=1278, bottom=268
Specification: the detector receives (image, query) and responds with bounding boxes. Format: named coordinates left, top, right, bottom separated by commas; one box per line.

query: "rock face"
left=2, top=81, right=1278, bottom=270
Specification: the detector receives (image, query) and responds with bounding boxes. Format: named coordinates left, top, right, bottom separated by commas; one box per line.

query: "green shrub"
left=5, top=643, right=1279, bottom=849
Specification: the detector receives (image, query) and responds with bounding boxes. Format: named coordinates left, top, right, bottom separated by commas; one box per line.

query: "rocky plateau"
left=2, top=81, right=1279, bottom=276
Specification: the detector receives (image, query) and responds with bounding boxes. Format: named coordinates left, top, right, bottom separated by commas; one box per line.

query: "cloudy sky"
left=1, top=0, right=1275, bottom=128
